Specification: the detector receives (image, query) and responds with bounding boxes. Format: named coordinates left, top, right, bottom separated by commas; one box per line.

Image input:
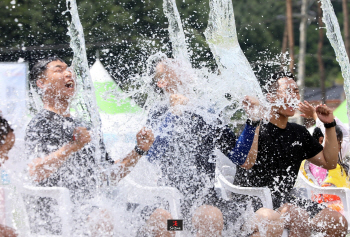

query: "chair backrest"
left=20, top=185, right=73, bottom=237
left=116, top=175, right=183, bottom=237
left=214, top=149, right=236, bottom=181
left=122, top=176, right=182, bottom=219
left=214, top=149, right=237, bottom=199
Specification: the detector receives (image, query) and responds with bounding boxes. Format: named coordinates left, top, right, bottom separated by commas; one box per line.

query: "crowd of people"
left=0, top=56, right=349, bottom=236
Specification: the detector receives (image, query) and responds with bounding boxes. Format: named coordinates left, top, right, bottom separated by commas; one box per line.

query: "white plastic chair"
left=214, top=150, right=287, bottom=236
left=295, top=171, right=350, bottom=232
left=214, top=150, right=273, bottom=209
left=20, top=185, right=73, bottom=237
left=114, top=175, right=183, bottom=237
left=123, top=177, right=183, bottom=219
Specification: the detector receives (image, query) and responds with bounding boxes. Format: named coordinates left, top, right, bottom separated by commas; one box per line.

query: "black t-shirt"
left=25, top=109, right=114, bottom=203
left=234, top=122, right=323, bottom=209
left=147, top=105, right=237, bottom=210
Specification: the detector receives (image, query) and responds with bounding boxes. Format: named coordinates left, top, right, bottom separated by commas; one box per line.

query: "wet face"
left=270, top=77, right=300, bottom=118
left=37, top=60, right=75, bottom=100
left=0, top=131, right=15, bottom=165
left=154, top=61, right=182, bottom=94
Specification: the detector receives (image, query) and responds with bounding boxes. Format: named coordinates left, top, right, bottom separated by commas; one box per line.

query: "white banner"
left=0, top=62, right=28, bottom=130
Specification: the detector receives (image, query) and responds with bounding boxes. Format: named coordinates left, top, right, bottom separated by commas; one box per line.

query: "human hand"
left=136, top=127, right=155, bottom=152
left=242, top=96, right=262, bottom=121
left=315, top=104, right=334, bottom=124
left=71, top=127, right=91, bottom=151
left=299, top=101, right=317, bottom=120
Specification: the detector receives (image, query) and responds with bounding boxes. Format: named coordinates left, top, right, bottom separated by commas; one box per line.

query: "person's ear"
left=319, top=137, right=324, bottom=144
left=36, top=78, right=45, bottom=90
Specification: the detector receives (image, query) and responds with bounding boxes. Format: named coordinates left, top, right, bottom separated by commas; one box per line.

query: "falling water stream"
left=163, top=0, right=191, bottom=64
left=319, top=0, right=350, bottom=127
left=5, top=0, right=349, bottom=236
left=60, top=0, right=285, bottom=235
left=66, top=0, right=103, bottom=163
left=204, top=0, right=264, bottom=104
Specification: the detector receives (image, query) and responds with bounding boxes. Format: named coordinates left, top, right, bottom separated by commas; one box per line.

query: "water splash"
left=204, top=0, right=264, bottom=103
left=163, top=0, right=191, bottom=64
left=66, top=0, right=103, bottom=160
left=319, top=0, right=350, bottom=125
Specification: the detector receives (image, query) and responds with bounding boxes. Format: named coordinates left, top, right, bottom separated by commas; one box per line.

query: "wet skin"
left=37, top=60, right=76, bottom=101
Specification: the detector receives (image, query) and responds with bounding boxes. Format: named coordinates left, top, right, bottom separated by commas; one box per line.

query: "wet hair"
left=29, top=56, right=65, bottom=92
left=312, top=125, right=343, bottom=142
left=335, top=126, right=343, bottom=143
left=313, top=125, right=348, bottom=175
left=265, top=71, right=296, bottom=94
left=312, top=127, right=324, bottom=141
left=0, top=116, right=13, bottom=146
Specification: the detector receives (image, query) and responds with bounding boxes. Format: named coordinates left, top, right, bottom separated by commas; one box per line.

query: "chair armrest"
left=217, top=174, right=273, bottom=209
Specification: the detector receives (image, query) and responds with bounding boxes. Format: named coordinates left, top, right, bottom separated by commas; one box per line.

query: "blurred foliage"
left=0, top=0, right=347, bottom=92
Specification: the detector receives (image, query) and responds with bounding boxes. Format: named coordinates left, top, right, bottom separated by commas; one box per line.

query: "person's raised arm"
left=222, top=96, right=261, bottom=169
left=28, top=127, right=91, bottom=182
left=307, top=105, right=338, bottom=170
left=113, top=127, right=154, bottom=180
left=240, top=124, right=260, bottom=169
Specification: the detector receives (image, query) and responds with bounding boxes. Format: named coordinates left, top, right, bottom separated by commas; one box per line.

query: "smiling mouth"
left=65, top=81, right=74, bottom=88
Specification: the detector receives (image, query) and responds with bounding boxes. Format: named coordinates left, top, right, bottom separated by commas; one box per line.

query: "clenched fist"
left=72, top=127, right=91, bottom=151
left=136, top=127, right=155, bottom=152
left=315, top=104, right=334, bottom=124
left=242, top=96, right=262, bottom=121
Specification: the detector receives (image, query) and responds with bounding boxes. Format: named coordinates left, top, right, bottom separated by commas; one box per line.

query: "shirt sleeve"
left=226, top=124, right=256, bottom=166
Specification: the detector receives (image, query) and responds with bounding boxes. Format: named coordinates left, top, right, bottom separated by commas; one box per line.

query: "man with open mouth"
left=234, top=71, right=348, bottom=236
left=24, top=56, right=155, bottom=235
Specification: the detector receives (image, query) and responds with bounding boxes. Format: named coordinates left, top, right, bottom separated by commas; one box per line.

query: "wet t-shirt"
left=25, top=109, right=114, bottom=203
left=146, top=106, right=237, bottom=211
left=234, top=122, right=323, bottom=209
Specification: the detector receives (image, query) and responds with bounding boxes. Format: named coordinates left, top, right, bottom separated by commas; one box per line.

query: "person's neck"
left=43, top=96, right=70, bottom=117
left=269, top=111, right=288, bottom=129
